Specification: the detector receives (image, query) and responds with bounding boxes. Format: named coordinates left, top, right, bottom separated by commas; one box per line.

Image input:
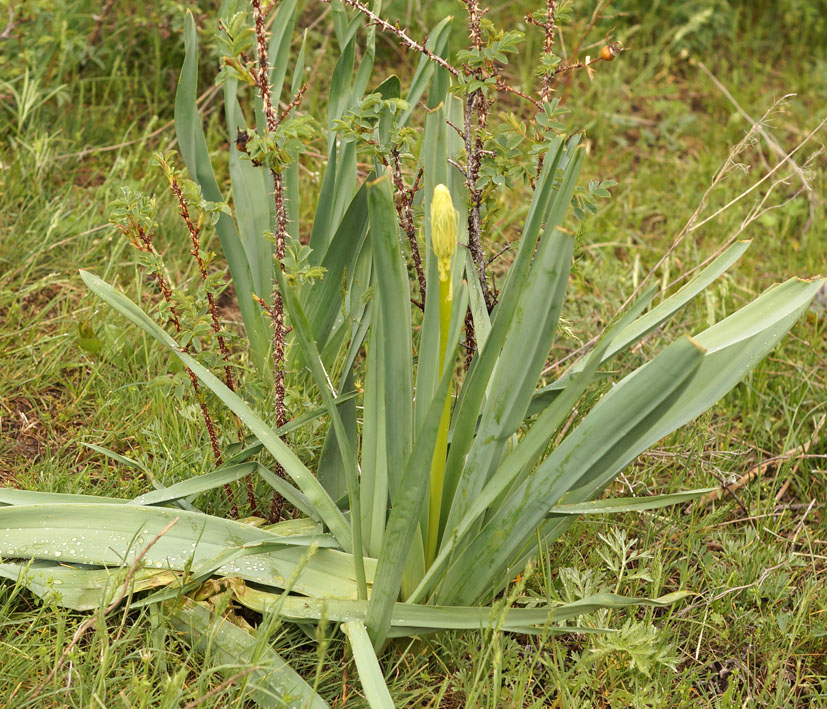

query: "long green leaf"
left=167, top=598, right=329, bottom=709
left=438, top=136, right=567, bottom=497
left=0, top=504, right=368, bottom=599
left=367, top=174, right=413, bottom=498
left=303, top=184, right=369, bottom=350
left=475, top=277, right=824, bottom=602
left=442, top=140, right=584, bottom=534
left=0, top=489, right=126, bottom=506
left=530, top=239, right=753, bottom=413
left=175, top=11, right=269, bottom=375
left=0, top=560, right=178, bottom=611
left=132, top=463, right=257, bottom=505
left=566, top=276, right=825, bottom=504
left=225, top=80, right=272, bottom=301
left=365, top=284, right=468, bottom=648
left=80, top=270, right=352, bottom=551
left=278, top=267, right=367, bottom=600
left=361, top=305, right=389, bottom=557
left=546, top=488, right=716, bottom=515
left=440, top=336, right=705, bottom=605
left=342, top=621, right=394, bottom=709
left=409, top=284, right=658, bottom=603
left=237, top=585, right=688, bottom=631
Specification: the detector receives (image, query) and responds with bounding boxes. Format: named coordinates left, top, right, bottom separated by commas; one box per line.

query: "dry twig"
left=695, top=414, right=825, bottom=508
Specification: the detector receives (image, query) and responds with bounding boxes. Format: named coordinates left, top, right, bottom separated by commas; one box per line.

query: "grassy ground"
left=1, top=1, right=825, bottom=706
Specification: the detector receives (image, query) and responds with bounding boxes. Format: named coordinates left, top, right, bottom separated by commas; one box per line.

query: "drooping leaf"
left=80, top=270, right=352, bottom=551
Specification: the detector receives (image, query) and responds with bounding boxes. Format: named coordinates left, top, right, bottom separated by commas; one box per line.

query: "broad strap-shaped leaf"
left=367, top=174, right=413, bottom=499
left=565, top=276, right=826, bottom=504
left=365, top=284, right=468, bottom=648
left=131, top=463, right=256, bottom=505
left=175, top=11, right=269, bottom=375
left=0, top=560, right=178, bottom=611
left=342, top=621, right=395, bottom=709
left=439, top=336, right=705, bottom=605
left=444, top=226, right=575, bottom=535
left=442, top=139, right=585, bottom=537
left=223, top=394, right=359, bottom=466
left=465, top=277, right=824, bottom=602
left=167, top=598, right=330, bottom=709
left=80, top=270, right=352, bottom=551
left=546, top=488, right=716, bottom=516
left=236, top=585, right=688, bottom=632
left=309, top=34, right=358, bottom=258
left=0, top=489, right=126, bottom=506
left=284, top=28, right=308, bottom=239
left=530, top=239, right=753, bottom=414
left=0, top=504, right=372, bottom=599
left=267, top=0, right=299, bottom=115
left=225, top=80, right=272, bottom=301
left=302, top=184, right=370, bottom=352
left=278, top=267, right=368, bottom=600
left=438, top=137, right=568, bottom=505
left=409, top=285, right=658, bottom=603
left=317, top=237, right=374, bottom=503
left=360, top=307, right=389, bottom=557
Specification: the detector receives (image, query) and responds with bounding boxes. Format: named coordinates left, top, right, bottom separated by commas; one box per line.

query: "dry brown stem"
left=694, top=61, right=818, bottom=233
left=169, top=176, right=237, bottom=395
left=695, top=414, right=825, bottom=508
left=181, top=667, right=260, bottom=708
left=120, top=222, right=237, bottom=514
left=251, top=0, right=293, bottom=522
left=389, top=151, right=427, bottom=306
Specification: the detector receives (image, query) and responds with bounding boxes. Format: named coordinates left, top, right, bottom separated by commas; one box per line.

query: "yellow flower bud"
left=431, top=184, right=457, bottom=282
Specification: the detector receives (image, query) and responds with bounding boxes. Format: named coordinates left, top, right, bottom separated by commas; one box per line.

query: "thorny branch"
left=251, top=0, right=306, bottom=522
left=388, top=152, right=427, bottom=306
left=169, top=176, right=237, bottom=395
left=320, top=0, right=461, bottom=78
left=460, top=0, right=495, bottom=313
left=525, top=0, right=557, bottom=101
left=119, top=221, right=237, bottom=516
left=167, top=175, right=256, bottom=512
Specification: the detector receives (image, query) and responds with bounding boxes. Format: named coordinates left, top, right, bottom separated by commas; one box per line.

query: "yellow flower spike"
left=431, top=184, right=457, bottom=284
left=426, top=184, right=458, bottom=567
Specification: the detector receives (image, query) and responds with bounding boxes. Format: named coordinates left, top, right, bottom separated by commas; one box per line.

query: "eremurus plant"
left=1, top=1, right=824, bottom=706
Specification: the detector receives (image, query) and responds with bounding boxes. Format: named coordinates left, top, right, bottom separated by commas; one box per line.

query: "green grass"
left=1, top=1, right=825, bottom=705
